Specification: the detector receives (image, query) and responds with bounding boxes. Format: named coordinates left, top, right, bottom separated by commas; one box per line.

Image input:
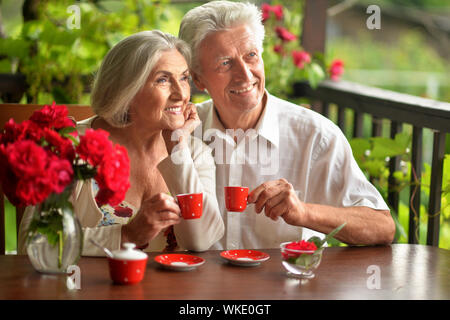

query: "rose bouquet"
left=0, top=102, right=130, bottom=267
left=280, top=223, right=346, bottom=278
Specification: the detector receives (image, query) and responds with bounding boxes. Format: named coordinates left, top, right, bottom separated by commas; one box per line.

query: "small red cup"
left=177, top=193, right=203, bottom=219
left=224, top=186, right=249, bottom=212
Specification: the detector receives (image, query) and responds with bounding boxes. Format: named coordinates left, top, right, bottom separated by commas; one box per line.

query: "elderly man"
left=179, top=1, right=395, bottom=250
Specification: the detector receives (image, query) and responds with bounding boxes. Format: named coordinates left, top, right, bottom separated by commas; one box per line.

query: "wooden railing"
left=293, top=79, right=450, bottom=246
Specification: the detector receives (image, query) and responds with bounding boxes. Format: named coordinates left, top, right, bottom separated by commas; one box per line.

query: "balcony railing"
left=293, top=79, right=450, bottom=246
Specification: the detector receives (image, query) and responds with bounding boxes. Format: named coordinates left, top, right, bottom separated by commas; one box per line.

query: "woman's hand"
left=162, top=103, right=201, bottom=154
left=121, top=193, right=181, bottom=247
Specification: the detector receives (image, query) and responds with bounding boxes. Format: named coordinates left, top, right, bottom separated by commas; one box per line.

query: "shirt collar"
left=254, top=90, right=279, bottom=148
left=204, top=90, right=280, bottom=148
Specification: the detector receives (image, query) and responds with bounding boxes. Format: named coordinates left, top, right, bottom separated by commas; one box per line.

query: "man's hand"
left=247, top=179, right=307, bottom=226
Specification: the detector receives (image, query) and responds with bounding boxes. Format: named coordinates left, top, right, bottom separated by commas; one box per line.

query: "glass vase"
left=26, top=204, right=83, bottom=274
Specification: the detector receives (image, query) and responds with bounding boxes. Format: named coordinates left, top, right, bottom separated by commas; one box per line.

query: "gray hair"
left=91, top=30, right=191, bottom=127
left=179, top=0, right=264, bottom=72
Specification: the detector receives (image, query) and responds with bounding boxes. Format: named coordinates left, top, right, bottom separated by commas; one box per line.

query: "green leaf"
left=322, top=222, right=347, bottom=246
left=350, top=138, right=371, bottom=161
left=59, top=126, right=77, bottom=136
left=307, top=62, right=325, bottom=89
left=0, top=38, right=30, bottom=59
left=98, top=0, right=126, bottom=12
left=307, top=236, right=323, bottom=249
left=394, top=132, right=411, bottom=150
left=391, top=208, right=407, bottom=241
left=0, top=59, right=12, bottom=73
left=306, top=222, right=347, bottom=248
left=363, top=159, right=388, bottom=178
left=295, top=253, right=313, bottom=267
left=370, top=137, right=407, bottom=158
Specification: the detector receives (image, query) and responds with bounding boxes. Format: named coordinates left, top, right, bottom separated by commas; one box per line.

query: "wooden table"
left=0, top=244, right=449, bottom=300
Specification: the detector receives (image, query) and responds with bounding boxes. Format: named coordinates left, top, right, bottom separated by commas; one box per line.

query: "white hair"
left=178, top=0, right=264, bottom=72
left=91, top=30, right=191, bottom=127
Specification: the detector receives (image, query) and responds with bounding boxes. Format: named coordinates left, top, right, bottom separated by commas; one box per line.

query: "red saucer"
left=220, top=249, right=270, bottom=266
left=154, top=254, right=205, bottom=271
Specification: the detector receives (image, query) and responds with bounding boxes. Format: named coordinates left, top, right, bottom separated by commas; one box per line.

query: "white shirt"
left=195, top=91, right=389, bottom=250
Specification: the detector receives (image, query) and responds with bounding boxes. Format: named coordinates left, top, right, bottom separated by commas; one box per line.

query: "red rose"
left=275, top=27, right=296, bottom=42
left=95, top=144, right=130, bottom=206
left=16, top=176, right=54, bottom=206
left=329, top=59, right=344, bottom=81
left=292, top=50, right=311, bottom=69
left=282, top=240, right=317, bottom=259
left=0, top=145, right=21, bottom=206
left=30, top=102, right=75, bottom=130
left=0, top=119, right=43, bottom=146
left=272, top=5, right=283, bottom=20
left=6, top=140, right=49, bottom=178
left=47, top=155, right=74, bottom=194
left=273, top=44, right=284, bottom=55
left=262, top=4, right=283, bottom=22
left=261, top=3, right=271, bottom=22
left=76, top=128, right=113, bottom=167
left=0, top=141, right=57, bottom=206
left=43, top=128, right=75, bottom=162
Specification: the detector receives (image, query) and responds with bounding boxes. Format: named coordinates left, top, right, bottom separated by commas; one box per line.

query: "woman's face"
left=129, top=49, right=191, bottom=131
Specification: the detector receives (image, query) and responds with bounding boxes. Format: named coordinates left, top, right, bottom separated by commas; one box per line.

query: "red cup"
left=224, top=186, right=249, bottom=212
left=176, top=193, right=203, bottom=219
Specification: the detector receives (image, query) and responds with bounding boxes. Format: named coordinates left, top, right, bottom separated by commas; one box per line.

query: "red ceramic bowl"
left=107, top=257, right=148, bottom=285
left=108, top=243, right=148, bottom=285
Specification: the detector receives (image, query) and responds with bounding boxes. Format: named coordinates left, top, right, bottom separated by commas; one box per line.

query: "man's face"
left=194, top=24, right=265, bottom=122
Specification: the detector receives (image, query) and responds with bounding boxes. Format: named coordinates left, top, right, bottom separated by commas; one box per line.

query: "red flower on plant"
left=329, top=59, right=344, bottom=81
left=275, top=27, right=296, bottom=42
left=292, top=50, right=311, bottom=69
left=262, top=3, right=283, bottom=22
left=273, top=44, right=284, bottom=55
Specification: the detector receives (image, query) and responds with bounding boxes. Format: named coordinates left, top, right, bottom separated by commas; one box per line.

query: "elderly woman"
left=18, top=30, right=224, bottom=255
